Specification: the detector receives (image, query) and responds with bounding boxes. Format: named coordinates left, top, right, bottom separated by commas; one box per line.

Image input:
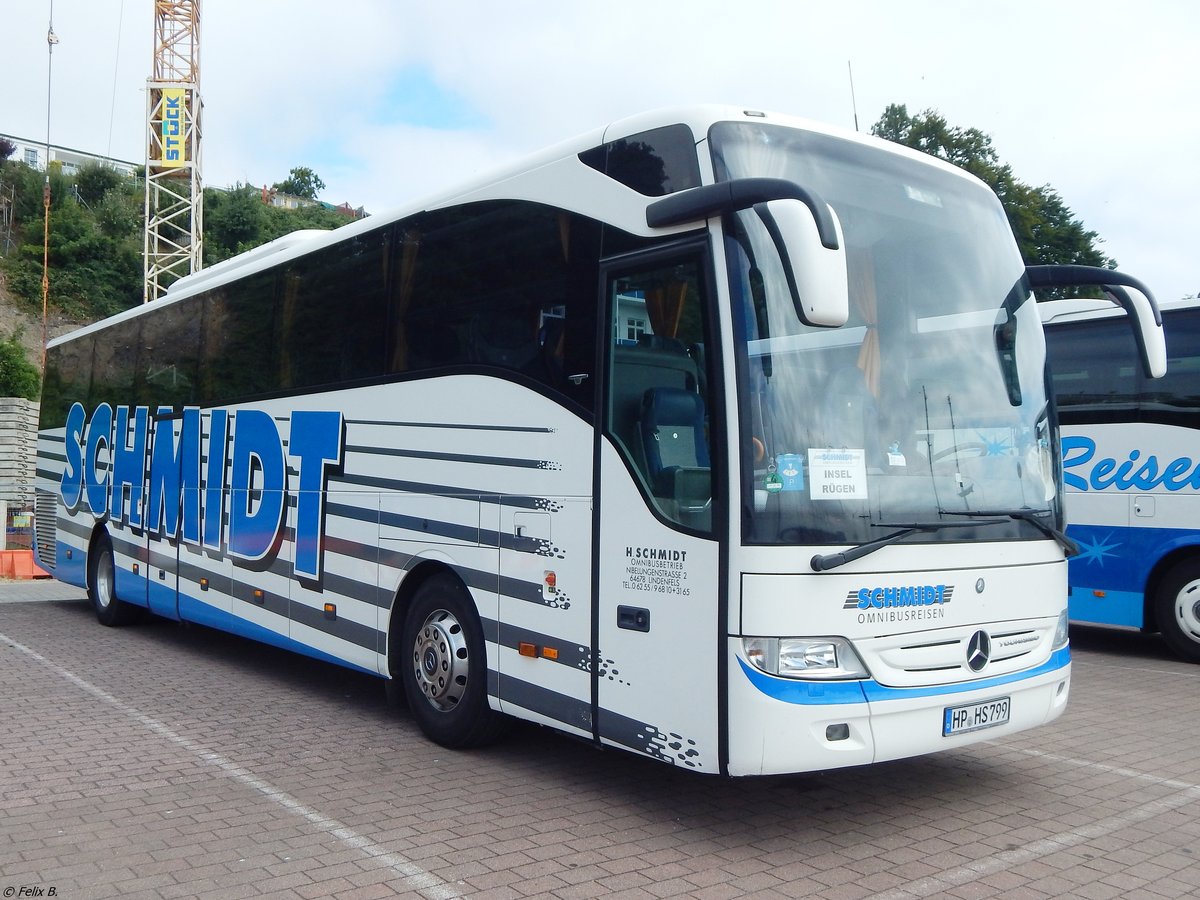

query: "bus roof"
left=1039, top=295, right=1197, bottom=326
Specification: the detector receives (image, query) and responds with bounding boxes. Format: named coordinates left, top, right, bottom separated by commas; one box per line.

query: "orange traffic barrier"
left=0, top=549, right=51, bottom=579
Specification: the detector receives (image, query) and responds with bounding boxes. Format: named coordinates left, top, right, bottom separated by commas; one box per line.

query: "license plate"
left=942, top=696, right=1011, bottom=736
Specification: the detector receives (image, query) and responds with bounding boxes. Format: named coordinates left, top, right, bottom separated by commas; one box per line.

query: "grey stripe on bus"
left=326, top=501, right=560, bottom=559
left=495, top=672, right=593, bottom=733
left=55, top=515, right=94, bottom=543
left=345, top=443, right=559, bottom=471
left=333, top=471, right=562, bottom=512
left=488, top=660, right=704, bottom=768
left=72, top=512, right=553, bottom=615
left=350, top=418, right=554, bottom=434
left=98, top=529, right=382, bottom=652
left=492, top=675, right=698, bottom=767
left=494, top=620, right=590, bottom=671
left=60, top=511, right=559, bottom=646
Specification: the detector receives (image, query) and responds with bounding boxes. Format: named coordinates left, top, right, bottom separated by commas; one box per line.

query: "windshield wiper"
left=810, top=519, right=1006, bottom=572
left=940, top=508, right=1079, bottom=557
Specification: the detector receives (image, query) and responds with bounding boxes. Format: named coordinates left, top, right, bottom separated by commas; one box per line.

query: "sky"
left=3, top=1, right=1198, bottom=301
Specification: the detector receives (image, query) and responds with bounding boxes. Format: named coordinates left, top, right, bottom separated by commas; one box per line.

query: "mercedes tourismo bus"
left=1043, top=297, right=1199, bottom=662
left=33, top=107, right=1166, bottom=775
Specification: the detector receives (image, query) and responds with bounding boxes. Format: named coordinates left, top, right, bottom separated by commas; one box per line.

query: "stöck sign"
left=161, top=88, right=187, bottom=168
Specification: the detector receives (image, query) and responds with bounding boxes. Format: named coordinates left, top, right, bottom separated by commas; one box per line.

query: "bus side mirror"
left=753, top=199, right=849, bottom=328
left=1105, top=284, right=1167, bottom=379
left=1027, top=264, right=1167, bottom=378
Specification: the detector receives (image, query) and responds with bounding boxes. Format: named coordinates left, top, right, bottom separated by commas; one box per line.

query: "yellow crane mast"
left=144, top=0, right=202, bottom=302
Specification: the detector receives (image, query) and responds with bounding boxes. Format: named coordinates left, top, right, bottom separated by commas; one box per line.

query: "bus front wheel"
left=400, top=574, right=508, bottom=747
left=1155, top=559, right=1200, bottom=664
left=88, top=533, right=140, bottom=627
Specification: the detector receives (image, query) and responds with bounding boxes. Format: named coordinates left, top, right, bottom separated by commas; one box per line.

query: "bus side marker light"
left=542, top=647, right=559, bottom=660
left=133, top=563, right=140, bottom=576
left=1092, top=590, right=1106, bottom=598
left=199, top=577, right=209, bottom=591
left=323, top=602, right=336, bottom=620
left=519, top=642, right=537, bottom=658
left=253, top=589, right=266, bottom=604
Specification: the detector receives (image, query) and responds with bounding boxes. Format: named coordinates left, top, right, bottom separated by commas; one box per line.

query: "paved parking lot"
left=2, top=581, right=1198, bottom=900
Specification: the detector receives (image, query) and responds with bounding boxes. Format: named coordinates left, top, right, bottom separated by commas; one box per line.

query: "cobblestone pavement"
left=2, top=581, right=1198, bottom=899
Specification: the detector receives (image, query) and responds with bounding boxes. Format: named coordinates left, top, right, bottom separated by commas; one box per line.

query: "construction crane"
left=144, top=0, right=202, bottom=302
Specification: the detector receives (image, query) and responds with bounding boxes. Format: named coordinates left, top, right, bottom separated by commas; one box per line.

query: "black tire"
left=1154, top=559, right=1200, bottom=664
left=88, top=533, right=140, bottom=627
left=400, top=574, right=508, bottom=747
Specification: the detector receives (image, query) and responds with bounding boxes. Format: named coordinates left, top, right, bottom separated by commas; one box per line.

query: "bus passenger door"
left=595, top=249, right=724, bottom=772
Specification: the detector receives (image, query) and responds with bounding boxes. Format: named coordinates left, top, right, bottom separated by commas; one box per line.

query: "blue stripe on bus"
left=1066, top=523, right=1200, bottom=628
left=1068, top=585, right=1144, bottom=629
left=738, top=647, right=1071, bottom=705
left=49, top=540, right=87, bottom=587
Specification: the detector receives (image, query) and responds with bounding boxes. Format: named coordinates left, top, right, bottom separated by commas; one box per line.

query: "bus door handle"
left=618, top=605, right=650, bottom=632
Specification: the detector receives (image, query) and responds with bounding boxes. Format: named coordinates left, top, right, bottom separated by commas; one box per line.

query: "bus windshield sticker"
left=808, top=449, right=867, bottom=500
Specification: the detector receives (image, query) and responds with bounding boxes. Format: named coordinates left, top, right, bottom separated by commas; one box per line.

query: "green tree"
left=0, top=332, right=41, bottom=400
left=871, top=104, right=1114, bottom=270
left=74, top=162, right=126, bottom=207
left=0, top=156, right=355, bottom=334
left=203, top=183, right=353, bottom=265
left=203, top=184, right=267, bottom=264
left=272, top=166, right=326, bottom=200
left=1, top=162, right=142, bottom=320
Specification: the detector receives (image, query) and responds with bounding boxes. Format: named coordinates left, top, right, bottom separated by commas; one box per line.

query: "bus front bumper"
left=725, top=643, right=1071, bottom=776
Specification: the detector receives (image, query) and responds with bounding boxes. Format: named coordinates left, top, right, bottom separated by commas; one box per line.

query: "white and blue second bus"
left=1043, top=297, right=1200, bottom=663
left=33, top=106, right=1165, bottom=774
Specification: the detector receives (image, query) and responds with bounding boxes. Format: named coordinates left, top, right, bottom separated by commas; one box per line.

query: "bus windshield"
left=712, top=122, right=1058, bottom=547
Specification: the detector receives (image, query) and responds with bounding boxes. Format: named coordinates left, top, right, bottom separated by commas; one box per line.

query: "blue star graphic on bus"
left=1074, top=532, right=1122, bottom=567
left=977, top=432, right=1011, bottom=456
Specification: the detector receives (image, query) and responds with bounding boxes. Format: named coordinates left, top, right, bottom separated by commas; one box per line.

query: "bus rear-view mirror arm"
left=1027, top=264, right=1166, bottom=378
left=647, top=178, right=849, bottom=328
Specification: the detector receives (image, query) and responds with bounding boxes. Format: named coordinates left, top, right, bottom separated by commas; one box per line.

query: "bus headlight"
left=743, top=636, right=869, bottom=679
left=1052, top=609, right=1070, bottom=649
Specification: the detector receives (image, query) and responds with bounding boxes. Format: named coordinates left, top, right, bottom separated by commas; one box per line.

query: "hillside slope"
left=0, top=269, right=88, bottom=375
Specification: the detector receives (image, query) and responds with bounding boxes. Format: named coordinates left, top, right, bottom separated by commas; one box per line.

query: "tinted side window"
left=279, top=229, right=391, bottom=391
left=390, top=201, right=601, bottom=413
left=200, top=270, right=279, bottom=405
left=579, top=124, right=701, bottom=197
left=1145, top=308, right=1200, bottom=412
left=1045, top=318, right=1139, bottom=413
left=139, top=297, right=202, bottom=409
left=90, top=317, right=142, bottom=412
left=40, top=335, right=95, bottom=430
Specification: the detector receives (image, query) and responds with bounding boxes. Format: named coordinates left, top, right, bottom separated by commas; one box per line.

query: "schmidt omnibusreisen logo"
left=843, top=584, right=954, bottom=610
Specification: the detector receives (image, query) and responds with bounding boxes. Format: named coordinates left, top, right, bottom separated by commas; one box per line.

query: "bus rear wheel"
left=400, top=574, right=508, bottom=747
left=88, top=533, right=140, bottom=627
left=1155, top=559, right=1200, bottom=664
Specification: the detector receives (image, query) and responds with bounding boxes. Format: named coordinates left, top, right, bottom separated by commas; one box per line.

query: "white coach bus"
left=1043, top=297, right=1198, bottom=662
left=33, top=106, right=1165, bottom=775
